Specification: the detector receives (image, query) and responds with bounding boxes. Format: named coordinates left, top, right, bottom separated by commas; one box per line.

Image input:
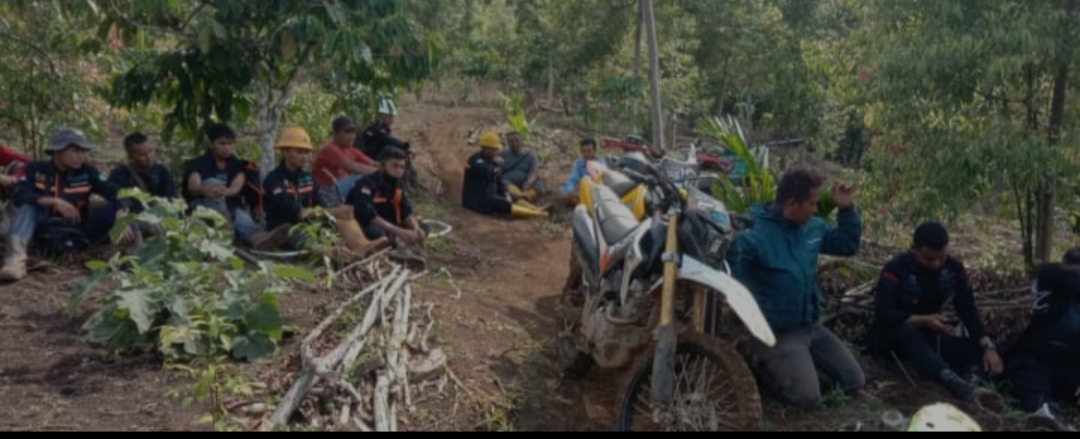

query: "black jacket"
left=867, top=252, right=989, bottom=354
left=461, top=151, right=507, bottom=212
left=107, top=164, right=177, bottom=212
left=262, top=163, right=316, bottom=230
left=1010, top=263, right=1080, bottom=362
left=348, top=172, right=413, bottom=228
left=14, top=160, right=118, bottom=217
left=180, top=152, right=247, bottom=211
left=360, top=122, right=398, bottom=159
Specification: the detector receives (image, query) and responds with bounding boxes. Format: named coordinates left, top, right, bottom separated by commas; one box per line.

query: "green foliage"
left=698, top=115, right=776, bottom=214
left=71, top=189, right=313, bottom=364
left=498, top=91, right=534, bottom=143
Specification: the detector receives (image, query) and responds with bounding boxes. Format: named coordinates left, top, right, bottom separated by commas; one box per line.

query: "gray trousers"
left=747, top=322, right=866, bottom=410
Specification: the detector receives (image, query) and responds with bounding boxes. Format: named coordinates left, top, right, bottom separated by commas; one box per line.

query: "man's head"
left=378, top=99, right=396, bottom=126
left=479, top=131, right=502, bottom=159
left=275, top=126, right=314, bottom=170
left=124, top=132, right=155, bottom=172
left=379, top=146, right=409, bottom=179
left=776, top=166, right=823, bottom=225
left=48, top=128, right=94, bottom=171
left=506, top=132, right=523, bottom=153
left=332, top=116, right=358, bottom=148
left=580, top=138, right=597, bottom=161
left=1062, top=247, right=1080, bottom=269
left=912, top=222, right=950, bottom=272
left=205, top=123, right=236, bottom=160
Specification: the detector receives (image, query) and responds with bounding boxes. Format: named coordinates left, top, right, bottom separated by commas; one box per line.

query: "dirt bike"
left=557, top=155, right=776, bottom=431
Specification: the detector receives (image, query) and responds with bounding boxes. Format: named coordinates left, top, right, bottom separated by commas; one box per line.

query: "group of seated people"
left=0, top=100, right=428, bottom=282
left=730, top=167, right=1078, bottom=431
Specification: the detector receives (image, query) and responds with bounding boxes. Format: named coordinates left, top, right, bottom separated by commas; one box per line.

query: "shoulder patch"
left=360, top=186, right=372, bottom=196
left=271, top=186, right=283, bottom=195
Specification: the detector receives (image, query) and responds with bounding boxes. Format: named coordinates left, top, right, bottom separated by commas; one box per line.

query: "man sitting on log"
left=865, top=222, right=1005, bottom=409
left=998, top=247, right=1080, bottom=431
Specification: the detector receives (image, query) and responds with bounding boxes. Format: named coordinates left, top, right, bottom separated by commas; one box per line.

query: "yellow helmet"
left=907, top=403, right=982, bottom=432
left=275, top=125, right=314, bottom=151
left=479, top=131, right=502, bottom=150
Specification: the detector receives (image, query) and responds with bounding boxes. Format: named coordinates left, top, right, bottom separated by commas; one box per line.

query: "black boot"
left=938, top=369, right=1005, bottom=412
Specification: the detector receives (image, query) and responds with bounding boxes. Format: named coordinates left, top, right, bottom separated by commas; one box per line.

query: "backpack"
left=35, top=218, right=89, bottom=257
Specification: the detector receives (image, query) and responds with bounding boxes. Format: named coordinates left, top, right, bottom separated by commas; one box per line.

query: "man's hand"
left=831, top=182, right=856, bottom=209
left=911, top=314, right=954, bottom=334
left=983, top=349, right=1004, bottom=377
left=53, top=199, right=81, bottom=223
left=119, top=226, right=137, bottom=247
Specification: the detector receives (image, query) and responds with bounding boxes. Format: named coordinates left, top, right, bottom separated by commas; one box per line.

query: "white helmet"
left=907, top=403, right=982, bottom=432
left=378, top=98, right=397, bottom=116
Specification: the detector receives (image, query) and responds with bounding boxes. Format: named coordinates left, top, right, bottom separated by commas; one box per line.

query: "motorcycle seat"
left=593, top=184, right=640, bottom=244
left=600, top=168, right=638, bottom=197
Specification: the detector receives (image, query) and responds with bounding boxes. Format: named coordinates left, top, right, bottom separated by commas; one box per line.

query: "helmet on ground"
left=479, top=131, right=502, bottom=150
left=907, top=403, right=982, bottom=432
left=275, top=126, right=314, bottom=151
left=378, top=98, right=397, bottom=116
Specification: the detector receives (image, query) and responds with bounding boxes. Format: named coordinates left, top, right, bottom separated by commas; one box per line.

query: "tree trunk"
left=254, top=81, right=279, bottom=183
left=1036, top=63, right=1070, bottom=264
left=547, top=51, right=555, bottom=106
left=643, top=0, right=664, bottom=150
left=632, top=0, right=643, bottom=117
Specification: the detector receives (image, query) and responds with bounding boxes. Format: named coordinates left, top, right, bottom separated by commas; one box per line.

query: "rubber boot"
left=252, top=225, right=292, bottom=252
left=511, top=203, right=548, bottom=219
left=334, top=213, right=390, bottom=257
left=0, top=236, right=28, bottom=281
left=515, top=199, right=552, bottom=213
left=937, top=369, right=1004, bottom=411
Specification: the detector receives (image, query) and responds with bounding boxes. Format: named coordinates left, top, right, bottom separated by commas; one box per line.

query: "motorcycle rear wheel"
left=616, top=332, right=764, bottom=431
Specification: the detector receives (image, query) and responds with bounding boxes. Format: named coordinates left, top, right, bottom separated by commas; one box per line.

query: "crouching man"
left=348, top=146, right=428, bottom=248
left=0, top=128, right=134, bottom=282
left=262, top=126, right=389, bottom=256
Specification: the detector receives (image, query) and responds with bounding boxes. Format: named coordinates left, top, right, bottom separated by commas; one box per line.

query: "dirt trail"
left=402, top=102, right=624, bottom=431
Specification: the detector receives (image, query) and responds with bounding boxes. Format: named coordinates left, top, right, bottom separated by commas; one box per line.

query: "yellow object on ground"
left=621, top=185, right=647, bottom=220
left=511, top=200, right=548, bottom=218
left=332, top=206, right=390, bottom=256
left=507, top=184, right=539, bottom=202
left=907, top=403, right=982, bottom=432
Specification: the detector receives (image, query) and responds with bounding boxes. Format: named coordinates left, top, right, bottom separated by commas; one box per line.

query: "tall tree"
left=104, top=0, right=438, bottom=179
left=864, top=0, right=1080, bottom=267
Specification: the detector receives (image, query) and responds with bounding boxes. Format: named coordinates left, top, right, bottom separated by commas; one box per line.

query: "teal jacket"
left=727, top=203, right=862, bottom=333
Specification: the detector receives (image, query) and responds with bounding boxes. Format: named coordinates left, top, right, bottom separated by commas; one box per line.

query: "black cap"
left=333, top=116, right=357, bottom=132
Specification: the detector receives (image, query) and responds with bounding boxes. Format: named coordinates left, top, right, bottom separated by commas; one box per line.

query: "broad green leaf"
left=199, top=241, right=234, bottom=261
left=116, top=289, right=157, bottom=334
left=69, top=271, right=106, bottom=316
left=231, top=334, right=277, bottom=363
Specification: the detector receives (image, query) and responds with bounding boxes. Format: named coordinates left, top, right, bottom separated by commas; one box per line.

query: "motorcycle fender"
left=678, top=257, right=776, bottom=347
left=579, top=177, right=597, bottom=216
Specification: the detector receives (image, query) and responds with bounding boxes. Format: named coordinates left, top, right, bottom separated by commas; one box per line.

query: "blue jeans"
left=337, top=174, right=363, bottom=200
left=8, top=202, right=120, bottom=244
left=192, top=178, right=256, bottom=241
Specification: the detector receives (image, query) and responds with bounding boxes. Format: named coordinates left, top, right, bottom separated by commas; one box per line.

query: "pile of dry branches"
left=256, top=251, right=448, bottom=432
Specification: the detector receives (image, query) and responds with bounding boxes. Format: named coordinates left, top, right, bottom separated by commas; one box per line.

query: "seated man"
left=556, top=137, right=598, bottom=206
left=313, top=116, right=378, bottom=207
left=349, top=146, right=428, bottom=248
left=728, top=167, right=865, bottom=410
left=462, top=131, right=548, bottom=219
left=108, top=132, right=176, bottom=237
left=0, top=128, right=134, bottom=282
left=999, top=248, right=1080, bottom=431
left=181, top=123, right=258, bottom=247
left=500, top=131, right=544, bottom=203
left=866, top=222, right=1004, bottom=408
left=262, top=126, right=390, bottom=255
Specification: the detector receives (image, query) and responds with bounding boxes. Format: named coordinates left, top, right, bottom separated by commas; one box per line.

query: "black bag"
left=35, top=218, right=89, bottom=257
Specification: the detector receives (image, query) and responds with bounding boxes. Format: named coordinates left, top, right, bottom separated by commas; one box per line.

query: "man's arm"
left=91, top=167, right=119, bottom=202
left=559, top=160, right=586, bottom=195
left=225, top=170, right=245, bottom=197
left=821, top=207, right=862, bottom=257
left=874, top=265, right=917, bottom=329
left=13, top=164, right=42, bottom=207
left=325, top=146, right=378, bottom=175
left=186, top=169, right=205, bottom=198
left=524, top=151, right=540, bottom=188
left=161, top=167, right=178, bottom=199
left=263, top=174, right=302, bottom=225
left=954, top=264, right=990, bottom=342
left=726, top=231, right=760, bottom=282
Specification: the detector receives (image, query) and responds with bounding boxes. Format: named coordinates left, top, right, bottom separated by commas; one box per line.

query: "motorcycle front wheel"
left=616, top=332, right=764, bottom=431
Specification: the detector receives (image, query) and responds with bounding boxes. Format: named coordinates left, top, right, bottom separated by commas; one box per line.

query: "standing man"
left=181, top=123, right=257, bottom=247
left=462, top=131, right=548, bottom=219
left=500, top=131, right=544, bottom=203
left=349, top=146, right=428, bottom=248
left=728, top=166, right=865, bottom=410
left=313, top=116, right=378, bottom=206
left=0, top=128, right=134, bottom=281
left=866, top=222, right=1004, bottom=409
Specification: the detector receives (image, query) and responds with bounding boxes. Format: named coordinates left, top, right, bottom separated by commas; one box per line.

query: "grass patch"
left=533, top=217, right=564, bottom=236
